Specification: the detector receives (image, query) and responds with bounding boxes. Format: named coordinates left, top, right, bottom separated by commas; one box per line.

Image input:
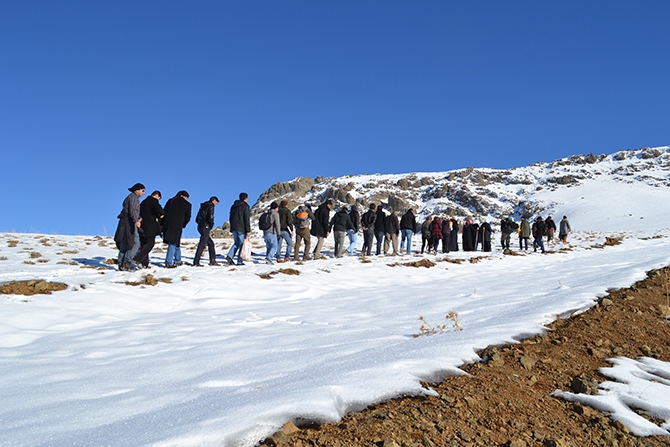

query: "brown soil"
left=0, top=279, right=68, bottom=296
left=262, top=267, right=670, bottom=447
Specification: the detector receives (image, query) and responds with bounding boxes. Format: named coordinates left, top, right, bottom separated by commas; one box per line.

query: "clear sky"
left=1, top=1, right=668, bottom=236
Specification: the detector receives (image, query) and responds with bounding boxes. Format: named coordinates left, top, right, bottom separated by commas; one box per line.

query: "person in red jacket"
left=431, top=217, right=443, bottom=253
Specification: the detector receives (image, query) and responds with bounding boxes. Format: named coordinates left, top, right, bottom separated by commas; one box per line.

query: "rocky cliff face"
left=249, top=146, right=670, bottom=223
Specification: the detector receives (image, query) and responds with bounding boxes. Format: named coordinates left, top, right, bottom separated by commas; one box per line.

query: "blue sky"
left=1, top=1, right=668, bottom=236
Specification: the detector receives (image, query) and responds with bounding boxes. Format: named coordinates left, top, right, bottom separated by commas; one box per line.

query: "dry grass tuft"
left=414, top=311, right=462, bottom=338
left=604, top=236, right=623, bottom=246
left=0, top=280, right=68, bottom=296
left=257, top=268, right=301, bottom=279
left=389, top=259, right=436, bottom=268
left=124, top=274, right=172, bottom=286
left=7, top=240, right=19, bottom=248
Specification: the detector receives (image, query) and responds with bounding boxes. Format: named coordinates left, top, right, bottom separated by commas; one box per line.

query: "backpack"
left=295, top=208, right=310, bottom=229
left=258, top=211, right=272, bottom=231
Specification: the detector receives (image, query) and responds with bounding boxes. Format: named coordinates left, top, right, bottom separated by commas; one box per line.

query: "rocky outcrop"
left=247, top=146, right=670, bottom=224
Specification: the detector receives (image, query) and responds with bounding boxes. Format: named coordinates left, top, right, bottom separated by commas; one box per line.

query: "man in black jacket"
left=399, top=209, right=416, bottom=254
left=193, top=196, right=219, bottom=266
left=162, top=190, right=192, bottom=268
left=310, top=199, right=333, bottom=259
left=226, top=192, right=251, bottom=265
left=133, top=190, right=164, bottom=268
left=329, top=206, right=354, bottom=258
left=360, top=204, right=377, bottom=256
left=375, top=204, right=386, bottom=255
left=346, top=206, right=360, bottom=255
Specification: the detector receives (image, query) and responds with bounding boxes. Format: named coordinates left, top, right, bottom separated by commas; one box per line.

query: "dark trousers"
left=421, top=236, right=432, bottom=253
left=194, top=226, right=216, bottom=264
left=519, top=237, right=529, bottom=250
left=442, top=236, right=450, bottom=253
left=362, top=230, right=374, bottom=256
left=134, top=235, right=155, bottom=267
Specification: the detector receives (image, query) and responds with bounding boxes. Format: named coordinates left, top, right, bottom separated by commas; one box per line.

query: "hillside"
left=251, top=147, right=670, bottom=229
left=1, top=146, right=670, bottom=447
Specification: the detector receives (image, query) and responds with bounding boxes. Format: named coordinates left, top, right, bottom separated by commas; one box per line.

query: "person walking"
left=545, top=215, right=557, bottom=243
left=276, top=200, right=294, bottom=262
left=449, top=218, right=459, bottom=252
left=400, top=209, right=416, bottom=254
left=292, top=204, right=315, bottom=261
left=431, top=216, right=443, bottom=253
left=374, top=205, right=386, bottom=255
left=420, top=216, right=433, bottom=254
left=440, top=216, right=451, bottom=253
left=262, top=202, right=281, bottom=264
left=360, top=204, right=377, bottom=256
left=519, top=216, right=531, bottom=250
left=500, top=216, right=517, bottom=251
left=133, top=190, right=163, bottom=268
left=226, top=192, right=251, bottom=265
left=115, top=183, right=146, bottom=271
left=162, top=190, right=192, bottom=268
left=533, top=217, right=547, bottom=253
left=311, top=199, right=333, bottom=259
left=193, top=196, right=219, bottom=266
left=559, top=215, right=572, bottom=243
left=330, top=206, right=354, bottom=258
left=479, top=220, right=493, bottom=252
left=384, top=210, right=400, bottom=255
left=462, top=217, right=477, bottom=251
left=346, top=205, right=360, bottom=255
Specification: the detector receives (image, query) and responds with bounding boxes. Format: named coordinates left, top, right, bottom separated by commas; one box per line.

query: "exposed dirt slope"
left=262, top=266, right=670, bottom=447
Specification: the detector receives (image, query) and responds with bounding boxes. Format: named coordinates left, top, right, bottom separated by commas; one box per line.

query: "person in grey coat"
left=114, top=183, right=145, bottom=271
left=263, top=201, right=282, bottom=264
left=559, top=215, right=572, bottom=243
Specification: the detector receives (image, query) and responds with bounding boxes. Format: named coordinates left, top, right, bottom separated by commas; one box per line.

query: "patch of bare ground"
left=0, top=280, right=68, bottom=296
left=262, top=266, right=670, bottom=447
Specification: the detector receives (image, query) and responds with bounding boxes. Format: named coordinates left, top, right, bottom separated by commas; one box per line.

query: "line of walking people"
left=115, top=182, right=574, bottom=271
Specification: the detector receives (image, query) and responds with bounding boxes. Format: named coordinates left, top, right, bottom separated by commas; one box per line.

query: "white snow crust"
left=1, top=148, right=670, bottom=446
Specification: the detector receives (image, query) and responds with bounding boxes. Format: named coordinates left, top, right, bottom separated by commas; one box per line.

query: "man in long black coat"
left=310, top=199, right=332, bottom=258
left=462, top=218, right=477, bottom=251
left=162, top=190, right=191, bottom=268
left=374, top=205, right=386, bottom=255
left=133, top=190, right=164, bottom=268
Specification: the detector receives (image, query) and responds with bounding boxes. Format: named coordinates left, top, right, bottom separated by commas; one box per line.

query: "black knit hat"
left=128, top=183, right=146, bottom=192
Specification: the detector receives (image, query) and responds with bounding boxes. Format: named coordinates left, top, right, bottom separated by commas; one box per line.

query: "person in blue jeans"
left=261, top=201, right=281, bottom=264
left=226, top=192, right=251, bottom=265
left=399, top=209, right=416, bottom=254
left=276, top=200, right=293, bottom=261
left=346, top=206, right=360, bottom=255
left=533, top=217, right=547, bottom=254
left=162, top=190, right=192, bottom=268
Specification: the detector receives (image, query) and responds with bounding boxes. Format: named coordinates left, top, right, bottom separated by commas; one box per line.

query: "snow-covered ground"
left=2, top=173, right=670, bottom=446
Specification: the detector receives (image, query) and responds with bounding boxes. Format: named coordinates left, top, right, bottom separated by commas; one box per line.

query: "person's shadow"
left=72, top=256, right=116, bottom=270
